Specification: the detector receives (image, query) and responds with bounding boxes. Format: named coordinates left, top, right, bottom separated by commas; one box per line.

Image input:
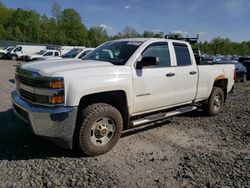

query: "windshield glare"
left=62, top=48, right=83, bottom=58
left=83, top=41, right=142, bottom=65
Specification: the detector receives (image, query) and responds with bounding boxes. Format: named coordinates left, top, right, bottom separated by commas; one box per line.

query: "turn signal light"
left=49, top=96, right=64, bottom=104
left=51, top=80, right=64, bottom=89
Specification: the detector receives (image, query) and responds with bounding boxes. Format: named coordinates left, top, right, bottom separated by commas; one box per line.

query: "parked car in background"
left=7, top=45, right=46, bottom=60
left=39, top=48, right=94, bottom=60
left=59, top=46, right=85, bottom=55
left=61, top=48, right=94, bottom=59
left=238, top=57, right=250, bottom=79
left=201, top=56, right=215, bottom=64
left=0, top=46, right=14, bottom=59
left=213, top=61, right=247, bottom=82
left=25, top=50, right=61, bottom=61
left=235, top=63, right=247, bottom=82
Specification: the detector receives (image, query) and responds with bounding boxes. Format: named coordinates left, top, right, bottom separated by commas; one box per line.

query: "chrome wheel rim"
left=90, top=117, right=116, bottom=146
left=213, top=94, right=222, bottom=111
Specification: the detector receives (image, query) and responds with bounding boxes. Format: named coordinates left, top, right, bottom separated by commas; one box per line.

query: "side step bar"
left=130, top=106, right=197, bottom=127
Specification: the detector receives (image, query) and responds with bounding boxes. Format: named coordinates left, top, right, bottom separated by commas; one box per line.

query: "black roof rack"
left=165, top=34, right=199, bottom=44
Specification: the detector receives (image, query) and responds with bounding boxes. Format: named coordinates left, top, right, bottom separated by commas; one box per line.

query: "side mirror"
left=136, top=56, right=159, bottom=69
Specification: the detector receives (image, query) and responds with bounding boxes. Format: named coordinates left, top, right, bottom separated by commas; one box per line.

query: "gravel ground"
left=0, top=60, right=249, bottom=187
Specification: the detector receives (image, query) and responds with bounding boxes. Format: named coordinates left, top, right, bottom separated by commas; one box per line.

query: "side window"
left=14, top=46, right=22, bottom=52
left=173, top=43, right=192, bottom=66
left=55, top=52, right=59, bottom=56
left=142, top=43, right=170, bottom=67
left=44, top=51, right=53, bottom=56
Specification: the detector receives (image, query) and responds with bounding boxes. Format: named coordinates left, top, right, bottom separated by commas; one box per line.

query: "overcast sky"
left=1, top=0, right=250, bottom=42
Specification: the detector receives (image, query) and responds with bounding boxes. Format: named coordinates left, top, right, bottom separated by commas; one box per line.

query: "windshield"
left=83, top=41, right=143, bottom=65
left=62, top=48, right=83, bottom=58
left=7, top=47, right=14, bottom=51
left=36, top=50, right=46, bottom=55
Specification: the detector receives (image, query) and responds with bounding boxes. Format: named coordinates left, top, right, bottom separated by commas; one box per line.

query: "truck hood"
left=20, top=59, right=115, bottom=77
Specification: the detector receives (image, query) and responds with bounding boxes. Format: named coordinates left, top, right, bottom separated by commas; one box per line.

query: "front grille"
left=20, top=89, right=36, bottom=102
left=17, top=74, right=36, bottom=87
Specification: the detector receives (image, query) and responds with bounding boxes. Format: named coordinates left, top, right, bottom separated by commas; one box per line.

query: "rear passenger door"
left=173, top=43, right=198, bottom=104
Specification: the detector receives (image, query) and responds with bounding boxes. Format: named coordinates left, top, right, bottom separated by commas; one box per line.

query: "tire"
left=0, top=53, right=4, bottom=59
left=204, top=87, right=224, bottom=116
left=75, top=103, right=123, bottom=156
left=11, top=55, right=18, bottom=61
left=241, top=73, right=247, bottom=82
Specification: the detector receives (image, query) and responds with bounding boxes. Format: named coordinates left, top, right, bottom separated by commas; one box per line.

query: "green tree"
left=13, top=26, right=23, bottom=41
left=143, top=31, right=155, bottom=38
left=88, top=26, right=109, bottom=47
left=5, top=8, right=41, bottom=42
left=122, top=26, right=140, bottom=38
left=0, top=2, right=10, bottom=25
left=61, top=8, right=87, bottom=45
left=52, top=2, right=62, bottom=23
left=0, top=25, right=5, bottom=39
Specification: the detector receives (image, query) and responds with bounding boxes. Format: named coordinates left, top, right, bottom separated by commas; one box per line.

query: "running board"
left=130, top=106, right=197, bottom=127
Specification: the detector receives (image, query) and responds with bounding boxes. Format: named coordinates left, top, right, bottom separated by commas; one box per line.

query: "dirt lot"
left=0, top=60, right=249, bottom=187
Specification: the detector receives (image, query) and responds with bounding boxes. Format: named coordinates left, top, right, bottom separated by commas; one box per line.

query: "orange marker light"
left=49, top=96, right=64, bottom=104
left=51, top=81, right=64, bottom=89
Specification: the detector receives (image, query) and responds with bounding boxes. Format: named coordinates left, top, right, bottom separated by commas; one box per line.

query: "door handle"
left=166, top=72, right=175, bottom=77
left=189, top=71, right=197, bottom=75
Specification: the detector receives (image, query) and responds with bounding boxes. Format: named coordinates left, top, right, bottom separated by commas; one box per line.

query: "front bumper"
left=11, top=91, right=78, bottom=149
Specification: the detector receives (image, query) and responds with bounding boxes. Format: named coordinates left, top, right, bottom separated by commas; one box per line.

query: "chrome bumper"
left=11, top=91, right=78, bottom=149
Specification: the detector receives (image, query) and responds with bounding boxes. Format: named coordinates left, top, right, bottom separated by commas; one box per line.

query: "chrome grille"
left=19, top=89, right=36, bottom=102
left=17, top=74, right=36, bottom=86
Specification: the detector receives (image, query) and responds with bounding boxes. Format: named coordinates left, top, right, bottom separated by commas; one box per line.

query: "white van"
left=0, top=46, right=14, bottom=58
left=9, top=45, right=46, bottom=60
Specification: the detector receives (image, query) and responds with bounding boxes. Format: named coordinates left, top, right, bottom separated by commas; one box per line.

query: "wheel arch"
left=77, top=90, right=129, bottom=130
left=213, top=78, right=228, bottom=101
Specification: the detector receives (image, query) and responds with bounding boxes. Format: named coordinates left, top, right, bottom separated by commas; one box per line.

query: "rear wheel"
left=75, top=103, right=123, bottom=156
left=204, top=87, right=224, bottom=116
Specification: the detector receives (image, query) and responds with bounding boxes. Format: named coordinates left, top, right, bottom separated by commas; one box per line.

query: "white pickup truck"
left=11, top=38, right=235, bottom=156
left=25, top=50, right=61, bottom=61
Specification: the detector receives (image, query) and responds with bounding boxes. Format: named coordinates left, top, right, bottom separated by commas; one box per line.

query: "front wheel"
left=75, top=103, right=123, bottom=156
left=203, top=87, right=224, bottom=116
left=11, top=55, right=18, bottom=61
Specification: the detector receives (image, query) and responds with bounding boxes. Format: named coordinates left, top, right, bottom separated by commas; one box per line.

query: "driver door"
left=132, top=42, right=176, bottom=114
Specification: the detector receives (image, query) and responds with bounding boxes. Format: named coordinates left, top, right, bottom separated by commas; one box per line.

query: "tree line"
left=0, top=2, right=250, bottom=55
